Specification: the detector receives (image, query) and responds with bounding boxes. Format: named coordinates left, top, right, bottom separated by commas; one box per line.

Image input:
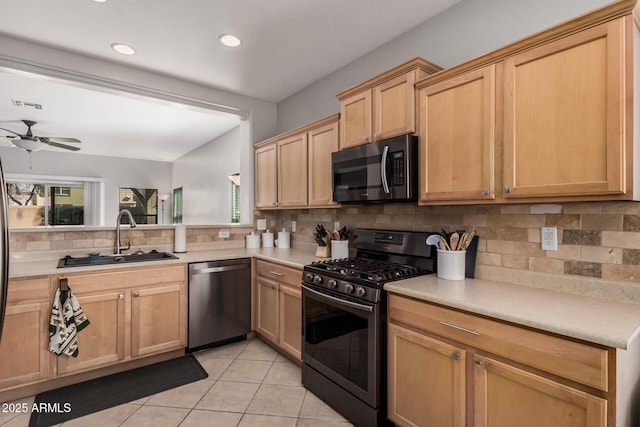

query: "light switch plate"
left=291, top=221, right=297, bottom=233
left=334, top=221, right=340, bottom=231
left=256, top=219, right=267, bottom=230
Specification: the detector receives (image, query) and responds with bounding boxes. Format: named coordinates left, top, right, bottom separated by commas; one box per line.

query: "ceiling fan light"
left=111, top=43, right=136, bottom=55
left=218, top=34, right=242, bottom=48
left=12, top=138, right=44, bottom=152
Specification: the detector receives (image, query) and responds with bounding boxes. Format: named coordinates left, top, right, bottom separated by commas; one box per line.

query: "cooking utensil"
left=449, top=233, right=459, bottom=251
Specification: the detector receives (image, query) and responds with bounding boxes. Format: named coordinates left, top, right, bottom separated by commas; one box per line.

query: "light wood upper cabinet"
left=308, top=119, right=340, bottom=207
left=0, top=278, right=51, bottom=390
left=255, top=143, right=278, bottom=209
left=338, top=58, right=442, bottom=150
left=254, top=113, right=339, bottom=210
left=418, top=65, right=496, bottom=203
left=503, top=18, right=627, bottom=199
left=277, top=133, right=308, bottom=207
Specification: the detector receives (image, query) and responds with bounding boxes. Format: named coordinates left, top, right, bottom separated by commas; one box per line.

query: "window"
left=7, top=180, right=86, bottom=226
left=172, top=187, right=183, bottom=224
left=119, top=187, right=158, bottom=224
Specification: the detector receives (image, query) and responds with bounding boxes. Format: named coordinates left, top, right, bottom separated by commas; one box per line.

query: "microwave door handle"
left=381, top=145, right=390, bottom=194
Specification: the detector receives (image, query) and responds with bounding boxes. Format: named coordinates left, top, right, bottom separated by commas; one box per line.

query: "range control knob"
left=345, top=284, right=355, bottom=294
left=305, top=273, right=314, bottom=283
left=355, top=287, right=366, bottom=297
left=328, top=279, right=338, bottom=289
left=313, top=275, right=323, bottom=285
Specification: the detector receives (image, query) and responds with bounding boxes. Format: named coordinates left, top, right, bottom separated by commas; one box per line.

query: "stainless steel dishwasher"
left=187, top=258, right=251, bottom=351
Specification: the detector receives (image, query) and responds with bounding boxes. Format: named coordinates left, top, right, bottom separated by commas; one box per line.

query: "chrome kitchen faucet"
left=114, top=209, right=137, bottom=254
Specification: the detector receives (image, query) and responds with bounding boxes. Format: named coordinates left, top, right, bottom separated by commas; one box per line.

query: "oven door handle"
left=301, top=284, right=374, bottom=313
left=381, top=145, right=390, bottom=194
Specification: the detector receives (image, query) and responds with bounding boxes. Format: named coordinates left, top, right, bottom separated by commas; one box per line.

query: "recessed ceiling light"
left=218, top=34, right=242, bottom=48
left=111, top=43, right=136, bottom=55
left=93, top=0, right=107, bottom=3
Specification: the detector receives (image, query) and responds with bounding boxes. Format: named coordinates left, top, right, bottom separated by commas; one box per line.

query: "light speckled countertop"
left=10, top=247, right=640, bottom=351
left=385, top=275, right=640, bottom=350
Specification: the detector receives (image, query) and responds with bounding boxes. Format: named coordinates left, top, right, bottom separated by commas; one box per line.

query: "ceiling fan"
left=0, top=119, right=81, bottom=152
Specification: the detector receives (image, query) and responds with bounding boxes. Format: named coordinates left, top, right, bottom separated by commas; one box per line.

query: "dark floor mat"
left=29, top=354, right=208, bottom=427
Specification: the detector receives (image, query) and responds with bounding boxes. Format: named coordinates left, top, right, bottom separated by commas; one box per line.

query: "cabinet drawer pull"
left=451, top=352, right=460, bottom=361
left=118, top=293, right=124, bottom=299
left=133, top=292, right=140, bottom=297
left=474, top=360, right=483, bottom=368
left=270, top=271, right=284, bottom=276
left=439, top=321, right=480, bottom=336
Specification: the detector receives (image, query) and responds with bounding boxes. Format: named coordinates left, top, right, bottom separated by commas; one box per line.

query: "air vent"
left=11, top=99, right=44, bottom=110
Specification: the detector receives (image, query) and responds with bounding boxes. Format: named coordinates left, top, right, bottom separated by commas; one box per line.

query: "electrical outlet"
left=218, top=230, right=230, bottom=238
left=541, top=227, right=558, bottom=251
left=256, top=219, right=267, bottom=230
left=334, top=221, right=340, bottom=231
left=291, top=221, right=297, bottom=233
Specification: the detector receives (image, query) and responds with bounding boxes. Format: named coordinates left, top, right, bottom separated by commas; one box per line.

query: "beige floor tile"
left=0, top=396, right=33, bottom=425
left=61, top=403, right=141, bottom=426
left=195, top=380, right=259, bottom=413
left=219, top=359, right=273, bottom=383
left=196, top=357, right=234, bottom=381
left=0, top=411, right=31, bottom=427
left=238, top=413, right=298, bottom=427
left=236, top=339, right=279, bottom=362
left=246, top=384, right=306, bottom=418
left=180, top=409, right=243, bottom=427
left=129, top=395, right=152, bottom=404
left=119, top=405, right=189, bottom=427
left=144, top=378, right=215, bottom=408
left=263, top=360, right=302, bottom=386
left=299, top=391, right=349, bottom=421
left=296, top=419, right=354, bottom=426
left=194, top=340, right=248, bottom=360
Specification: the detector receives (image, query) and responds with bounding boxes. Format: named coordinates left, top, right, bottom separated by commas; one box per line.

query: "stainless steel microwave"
left=331, top=134, right=418, bottom=203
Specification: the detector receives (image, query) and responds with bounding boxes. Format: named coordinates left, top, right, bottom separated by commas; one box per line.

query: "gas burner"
left=309, top=258, right=422, bottom=282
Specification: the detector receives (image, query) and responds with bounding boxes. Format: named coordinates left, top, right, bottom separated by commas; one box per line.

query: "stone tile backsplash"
left=9, top=225, right=253, bottom=262
left=256, top=201, right=640, bottom=284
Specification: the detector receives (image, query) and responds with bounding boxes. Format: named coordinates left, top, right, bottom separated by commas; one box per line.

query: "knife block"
left=315, top=236, right=332, bottom=258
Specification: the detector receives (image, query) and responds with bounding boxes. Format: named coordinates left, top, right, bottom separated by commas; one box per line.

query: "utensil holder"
left=331, top=240, right=349, bottom=260
left=437, top=249, right=466, bottom=280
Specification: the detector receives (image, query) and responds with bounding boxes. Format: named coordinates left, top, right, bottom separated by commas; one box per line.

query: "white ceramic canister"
left=262, top=230, right=274, bottom=248
left=275, top=229, right=290, bottom=249
left=246, top=232, right=261, bottom=249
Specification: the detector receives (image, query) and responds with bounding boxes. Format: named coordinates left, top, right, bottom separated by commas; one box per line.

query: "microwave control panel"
left=391, top=151, right=404, bottom=186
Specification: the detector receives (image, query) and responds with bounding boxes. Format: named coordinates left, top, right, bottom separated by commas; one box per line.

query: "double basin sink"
left=57, top=249, right=179, bottom=268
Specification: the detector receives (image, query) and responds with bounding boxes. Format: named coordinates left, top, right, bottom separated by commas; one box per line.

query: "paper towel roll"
left=174, top=224, right=187, bottom=253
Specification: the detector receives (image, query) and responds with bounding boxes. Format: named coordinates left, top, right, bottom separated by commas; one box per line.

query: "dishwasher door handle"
left=190, top=264, right=249, bottom=275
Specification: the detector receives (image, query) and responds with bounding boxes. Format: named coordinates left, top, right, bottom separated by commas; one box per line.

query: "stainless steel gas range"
left=301, top=228, right=438, bottom=426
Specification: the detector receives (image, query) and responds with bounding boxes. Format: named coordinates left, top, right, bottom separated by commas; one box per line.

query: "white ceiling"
left=0, top=0, right=462, bottom=161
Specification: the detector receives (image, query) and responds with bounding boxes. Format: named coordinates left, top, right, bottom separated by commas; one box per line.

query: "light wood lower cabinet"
left=0, top=277, right=52, bottom=391
left=388, top=294, right=610, bottom=427
left=57, top=264, right=187, bottom=375
left=253, top=259, right=302, bottom=361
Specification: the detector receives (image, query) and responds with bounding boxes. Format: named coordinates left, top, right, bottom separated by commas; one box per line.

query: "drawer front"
left=7, top=277, right=50, bottom=303
left=388, top=294, right=608, bottom=391
left=256, top=260, right=301, bottom=288
left=61, top=264, right=186, bottom=294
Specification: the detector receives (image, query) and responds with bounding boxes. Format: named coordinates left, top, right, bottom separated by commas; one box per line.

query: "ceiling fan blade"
left=0, top=127, right=22, bottom=136
left=43, top=140, right=81, bottom=151
left=39, top=136, right=81, bottom=143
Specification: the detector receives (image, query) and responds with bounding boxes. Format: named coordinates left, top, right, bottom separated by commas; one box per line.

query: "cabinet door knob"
left=133, top=292, right=140, bottom=297
left=482, top=188, right=490, bottom=196
left=118, top=293, right=124, bottom=299
left=474, top=360, right=484, bottom=368
left=362, top=136, right=369, bottom=142
left=504, top=186, right=512, bottom=194
left=273, top=202, right=277, bottom=206
left=451, top=352, right=460, bottom=361
left=373, top=133, right=379, bottom=141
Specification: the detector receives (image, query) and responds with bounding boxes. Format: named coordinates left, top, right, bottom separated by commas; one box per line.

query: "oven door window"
left=302, top=286, right=378, bottom=405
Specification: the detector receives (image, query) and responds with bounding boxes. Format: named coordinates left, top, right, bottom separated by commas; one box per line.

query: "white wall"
left=276, top=0, right=612, bottom=133
left=172, top=125, right=243, bottom=224
left=0, top=147, right=172, bottom=224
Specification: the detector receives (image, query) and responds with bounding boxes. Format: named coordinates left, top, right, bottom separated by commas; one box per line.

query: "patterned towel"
left=49, top=288, right=90, bottom=357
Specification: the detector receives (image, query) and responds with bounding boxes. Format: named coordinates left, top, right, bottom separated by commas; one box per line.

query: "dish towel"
left=49, top=288, right=90, bottom=357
